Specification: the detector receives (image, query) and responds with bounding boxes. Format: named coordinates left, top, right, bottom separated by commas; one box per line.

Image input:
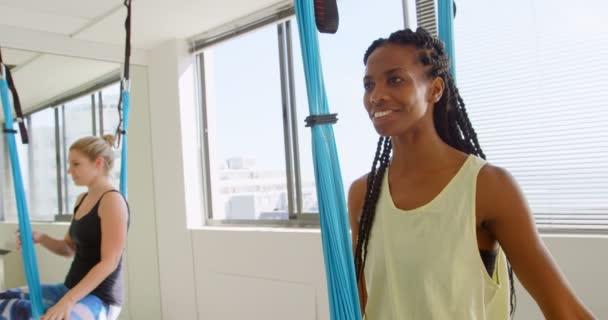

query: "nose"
left=368, top=85, right=388, bottom=108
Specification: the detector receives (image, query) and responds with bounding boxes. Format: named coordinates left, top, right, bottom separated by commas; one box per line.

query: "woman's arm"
left=15, top=193, right=88, bottom=258
left=38, top=232, right=75, bottom=257
left=16, top=230, right=75, bottom=258
left=478, top=165, right=595, bottom=319
left=43, top=192, right=128, bottom=319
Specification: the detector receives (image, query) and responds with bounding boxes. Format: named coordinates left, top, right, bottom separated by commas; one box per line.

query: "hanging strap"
left=114, top=0, right=132, bottom=145
left=0, top=63, right=45, bottom=318
left=123, top=0, right=132, bottom=81
left=0, top=47, right=29, bottom=144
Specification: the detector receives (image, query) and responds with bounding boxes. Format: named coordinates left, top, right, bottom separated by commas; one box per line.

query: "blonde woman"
left=1, top=135, right=128, bottom=320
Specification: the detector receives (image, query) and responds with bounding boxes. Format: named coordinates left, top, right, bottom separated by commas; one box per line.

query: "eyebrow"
left=364, top=67, right=405, bottom=80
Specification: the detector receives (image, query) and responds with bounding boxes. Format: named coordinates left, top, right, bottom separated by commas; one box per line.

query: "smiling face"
left=363, top=43, right=444, bottom=137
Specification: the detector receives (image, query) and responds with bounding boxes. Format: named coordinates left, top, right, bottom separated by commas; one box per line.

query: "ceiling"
left=0, top=0, right=286, bottom=49
left=0, top=0, right=286, bottom=113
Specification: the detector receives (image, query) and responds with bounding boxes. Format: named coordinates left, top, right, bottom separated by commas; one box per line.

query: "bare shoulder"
left=478, top=164, right=523, bottom=211
left=478, top=162, right=517, bottom=189
left=98, top=191, right=129, bottom=219
left=348, top=174, right=369, bottom=224
left=477, top=162, right=529, bottom=224
left=100, top=191, right=126, bottom=204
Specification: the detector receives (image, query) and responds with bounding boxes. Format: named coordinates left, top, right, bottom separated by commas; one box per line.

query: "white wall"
left=120, top=64, right=163, bottom=320
left=1, top=38, right=606, bottom=320
left=147, top=39, right=199, bottom=320
left=192, top=228, right=329, bottom=320
left=514, top=235, right=608, bottom=319
left=0, top=223, right=73, bottom=287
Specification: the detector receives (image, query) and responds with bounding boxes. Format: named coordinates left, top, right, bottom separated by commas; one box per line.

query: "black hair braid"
left=357, top=27, right=515, bottom=317
left=355, top=136, right=392, bottom=281
left=445, top=75, right=486, bottom=159
left=356, top=138, right=385, bottom=254
left=364, top=137, right=385, bottom=200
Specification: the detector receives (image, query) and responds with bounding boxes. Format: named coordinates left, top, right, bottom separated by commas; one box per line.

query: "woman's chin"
left=373, top=126, right=401, bottom=137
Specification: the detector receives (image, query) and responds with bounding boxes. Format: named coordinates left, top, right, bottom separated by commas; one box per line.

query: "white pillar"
left=124, top=65, right=163, bottom=320
left=147, top=39, right=199, bottom=320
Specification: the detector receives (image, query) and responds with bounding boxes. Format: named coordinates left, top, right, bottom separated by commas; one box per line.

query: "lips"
left=371, top=109, right=398, bottom=119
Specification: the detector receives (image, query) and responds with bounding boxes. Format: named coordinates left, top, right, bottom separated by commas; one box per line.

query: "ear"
left=95, top=156, right=105, bottom=170
left=428, top=77, right=445, bottom=103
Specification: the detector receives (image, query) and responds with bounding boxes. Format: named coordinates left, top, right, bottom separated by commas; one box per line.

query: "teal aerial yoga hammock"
left=0, top=53, right=46, bottom=318
left=437, top=0, right=457, bottom=77
left=294, top=0, right=361, bottom=318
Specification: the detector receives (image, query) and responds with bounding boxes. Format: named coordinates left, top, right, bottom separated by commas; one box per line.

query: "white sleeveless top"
left=364, top=155, right=510, bottom=319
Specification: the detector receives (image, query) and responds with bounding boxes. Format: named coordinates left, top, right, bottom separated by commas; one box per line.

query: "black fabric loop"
left=305, top=113, right=338, bottom=127
left=0, top=52, right=30, bottom=144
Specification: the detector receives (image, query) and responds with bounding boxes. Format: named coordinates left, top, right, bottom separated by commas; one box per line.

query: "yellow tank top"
left=364, top=155, right=510, bottom=319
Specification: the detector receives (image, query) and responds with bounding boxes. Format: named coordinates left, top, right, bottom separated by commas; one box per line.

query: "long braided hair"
left=354, top=27, right=516, bottom=316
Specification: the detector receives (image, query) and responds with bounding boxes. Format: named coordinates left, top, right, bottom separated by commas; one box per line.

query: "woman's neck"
left=389, top=126, right=462, bottom=175
left=86, top=176, right=114, bottom=198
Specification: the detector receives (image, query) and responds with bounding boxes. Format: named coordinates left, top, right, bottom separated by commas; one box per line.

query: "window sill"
left=0, top=220, right=70, bottom=226
left=54, top=214, right=73, bottom=222
left=537, top=224, right=608, bottom=237
left=193, top=219, right=321, bottom=233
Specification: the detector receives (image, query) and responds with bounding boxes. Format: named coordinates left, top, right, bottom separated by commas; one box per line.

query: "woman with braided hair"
left=348, top=28, right=594, bottom=319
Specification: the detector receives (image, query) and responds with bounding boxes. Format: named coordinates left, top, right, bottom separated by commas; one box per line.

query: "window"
left=29, top=108, right=59, bottom=221
left=100, top=84, right=121, bottom=135
left=1, top=124, right=30, bottom=222
left=0, top=81, right=122, bottom=222
left=2, top=129, right=30, bottom=224
left=62, top=95, right=94, bottom=211
left=202, top=23, right=290, bottom=222
left=100, top=84, right=122, bottom=187
left=453, top=0, right=608, bottom=229
left=196, top=0, right=405, bottom=226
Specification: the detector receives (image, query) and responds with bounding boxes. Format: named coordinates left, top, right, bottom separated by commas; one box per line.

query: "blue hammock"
left=1, top=64, right=46, bottom=318
left=293, top=0, right=361, bottom=319
left=118, top=79, right=130, bottom=196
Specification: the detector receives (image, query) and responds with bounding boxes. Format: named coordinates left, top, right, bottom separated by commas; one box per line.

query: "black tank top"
left=64, top=190, right=129, bottom=306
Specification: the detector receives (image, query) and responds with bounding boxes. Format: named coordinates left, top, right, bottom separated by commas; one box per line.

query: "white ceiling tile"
left=0, top=4, right=89, bottom=34
left=12, top=54, right=119, bottom=111
left=1, top=48, right=39, bottom=66
left=73, top=0, right=288, bottom=49
left=0, top=1, right=122, bottom=20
